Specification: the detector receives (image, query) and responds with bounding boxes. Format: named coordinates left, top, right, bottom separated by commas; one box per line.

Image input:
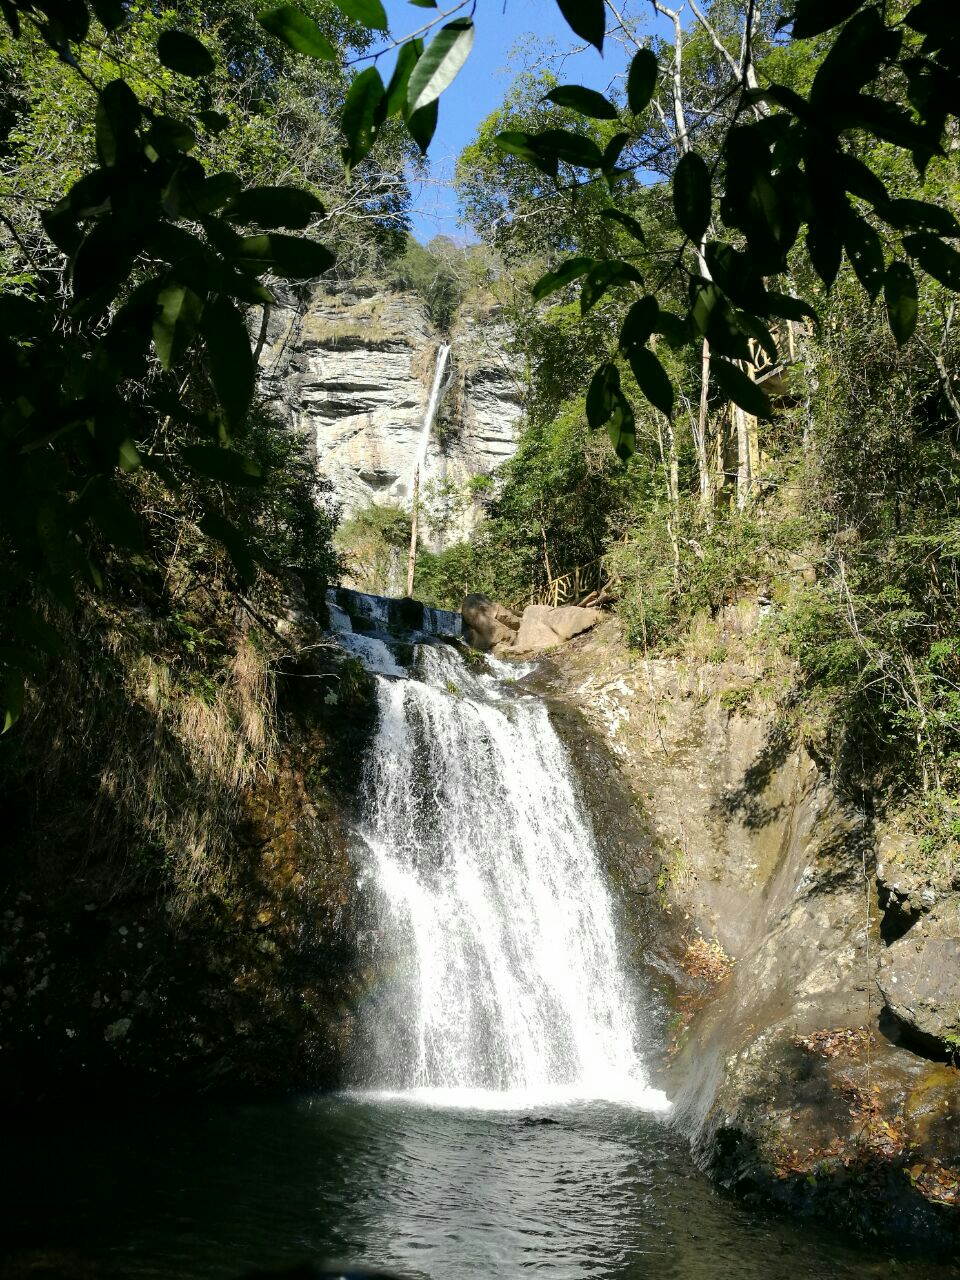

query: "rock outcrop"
left=538, top=614, right=960, bottom=1247
left=515, top=604, right=600, bottom=650
left=880, top=899, right=960, bottom=1051
left=258, top=282, right=524, bottom=546
left=460, top=596, right=601, bottom=653
left=461, top=594, right=520, bottom=651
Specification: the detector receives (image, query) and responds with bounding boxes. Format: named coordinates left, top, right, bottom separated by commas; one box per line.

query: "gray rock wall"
left=539, top=615, right=960, bottom=1246
left=258, top=282, right=524, bottom=547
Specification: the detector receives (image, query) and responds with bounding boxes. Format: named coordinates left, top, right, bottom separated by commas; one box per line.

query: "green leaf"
left=688, top=278, right=751, bottom=360
left=144, top=116, right=197, bottom=158
left=711, top=358, right=772, bottom=419
left=153, top=284, right=203, bottom=369
left=602, top=132, right=631, bottom=171
left=43, top=208, right=82, bottom=256
left=191, top=172, right=244, bottom=216
left=834, top=96, right=940, bottom=162
left=385, top=40, right=422, bottom=117
left=203, top=296, right=256, bottom=431
left=91, top=0, right=125, bottom=30
left=181, top=445, right=263, bottom=487
left=233, top=233, right=335, bottom=278
left=157, top=30, right=215, bottom=77
left=532, top=257, right=595, bottom=300
left=406, top=100, right=438, bottom=153
left=580, top=260, right=643, bottom=314
left=258, top=5, right=336, bottom=59
left=164, top=168, right=242, bottom=220
left=806, top=222, right=843, bottom=290
left=673, top=151, right=711, bottom=245
left=885, top=198, right=960, bottom=238
left=224, top=185, right=324, bottom=230
left=331, top=0, right=387, bottom=31
left=406, top=18, right=475, bottom=115
left=762, top=292, right=818, bottom=324
left=544, top=85, right=618, bottom=120
left=843, top=214, right=885, bottom=297
left=627, top=48, right=658, bottom=115
left=71, top=216, right=149, bottom=301
left=809, top=9, right=899, bottom=106
left=199, top=511, right=258, bottom=584
left=906, top=0, right=954, bottom=38
left=198, top=110, right=231, bottom=134
left=654, top=309, right=690, bottom=348
left=628, top=346, right=673, bottom=418
left=495, top=131, right=558, bottom=178
left=607, top=392, right=636, bottom=461
left=884, top=262, right=919, bottom=346
left=704, top=240, right=767, bottom=312
left=555, top=0, right=605, bottom=53
left=904, top=232, right=960, bottom=291
left=600, top=208, right=645, bottom=243
left=737, top=313, right=780, bottom=366
left=532, top=128, right=604, bottom=170
left=2, top=668, right=24, bottom=734
left=620, top=296, right=659, bottom=350
left=342, top=66, right=386, bottom=167
left=586, top=363, right=620, bottom=429
left=96, top=80, right=141, bottom=167
left=789, top=0, right=865, bottom=39
left=63, top=170, right=113, bottom=217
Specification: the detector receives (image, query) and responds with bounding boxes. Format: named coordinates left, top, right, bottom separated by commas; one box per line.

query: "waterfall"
left=345, top=608, right=669, bottom=1112
left=408, top=342, right=452, bottom=499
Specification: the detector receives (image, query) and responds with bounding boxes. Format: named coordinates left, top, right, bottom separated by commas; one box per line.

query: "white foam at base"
left=346, top=1083, right=672, bottom=1113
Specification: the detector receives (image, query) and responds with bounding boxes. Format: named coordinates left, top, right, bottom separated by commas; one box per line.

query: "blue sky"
left=375, top=0, right=655, bottom=242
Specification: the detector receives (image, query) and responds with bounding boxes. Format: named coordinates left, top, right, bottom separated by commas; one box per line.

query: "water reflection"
left=4, top=1096, right=952, bottom=1280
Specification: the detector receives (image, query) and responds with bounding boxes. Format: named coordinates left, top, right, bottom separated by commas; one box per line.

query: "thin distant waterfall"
left=351, top=622, right=669, bottom=1110
left=408, top=342, right=452, bottom=498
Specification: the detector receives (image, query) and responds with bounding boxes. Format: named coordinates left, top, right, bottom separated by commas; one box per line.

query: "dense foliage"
left=2, top=0, right=960, bottom=868
left=420, top=0, right=960, bottom=867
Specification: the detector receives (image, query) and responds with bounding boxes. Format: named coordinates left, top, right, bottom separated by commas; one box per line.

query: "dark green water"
left=3, top=1094, right=955, bottom=1279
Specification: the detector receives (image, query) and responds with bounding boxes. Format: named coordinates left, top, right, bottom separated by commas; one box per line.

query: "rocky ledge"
left=461, top=593, right=600, bottom=653
left=538, top=613, right=960, bottom=1250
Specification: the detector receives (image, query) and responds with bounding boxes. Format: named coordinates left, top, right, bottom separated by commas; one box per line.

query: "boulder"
left=879, top=897, right=960, bottom=1050
left=514, top=604, right=600, bottom=651
left=461, top=594, right=521, bottom=652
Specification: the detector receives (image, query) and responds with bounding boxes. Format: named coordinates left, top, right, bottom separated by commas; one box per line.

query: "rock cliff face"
left=258, top=281, right=523, bottom=545
left=538, top=615, right=960, bottom=1247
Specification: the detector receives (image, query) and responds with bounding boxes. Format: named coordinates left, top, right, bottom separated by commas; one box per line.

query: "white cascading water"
left=345, top=614, right=670, bottom=1112
left=408, top=342, right=452, bottom=498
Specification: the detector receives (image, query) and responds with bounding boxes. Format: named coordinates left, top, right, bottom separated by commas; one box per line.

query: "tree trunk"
left=694, top=338, right=714, bottom=525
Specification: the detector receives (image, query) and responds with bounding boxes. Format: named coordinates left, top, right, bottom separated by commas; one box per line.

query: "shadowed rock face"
left=537, top=615, right=960, bottom=1247
left=880, top=901, right=960, bottom=1050
left=257, top=283, right=523, bottom=546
